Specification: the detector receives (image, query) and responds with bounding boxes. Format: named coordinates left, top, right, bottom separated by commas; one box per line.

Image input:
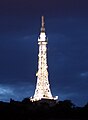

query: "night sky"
left=0, top=0, right=88, bottom=107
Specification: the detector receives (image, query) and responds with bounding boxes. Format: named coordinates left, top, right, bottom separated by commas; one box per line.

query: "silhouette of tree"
left=84, top=102, right=88, bottom=109
left=0, top=98, right=88, bottom=120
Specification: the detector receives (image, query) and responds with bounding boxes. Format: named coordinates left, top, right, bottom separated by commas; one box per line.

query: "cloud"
left=0, top=85, right=13, bottom=95
left=0, top=82, right=35, bottom=102
left=80, top=72, right=88, bottom=77
left=58, top=92, right=77, bottom=101
left=0, top=84, right=15, bottom=102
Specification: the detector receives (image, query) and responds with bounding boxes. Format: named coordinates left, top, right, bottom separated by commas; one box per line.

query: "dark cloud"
left=47, top=17, right=88, bottom=106
left=0, top=35, right=37, bottom=84
left=0, top=83, right=34, bottom=102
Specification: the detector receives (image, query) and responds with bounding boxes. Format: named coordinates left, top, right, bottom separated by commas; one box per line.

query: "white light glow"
left=30, top=16, right=58, bottom=102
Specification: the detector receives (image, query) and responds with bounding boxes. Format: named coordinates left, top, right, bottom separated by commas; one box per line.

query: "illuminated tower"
left=31, top=16, right=58, bottom=101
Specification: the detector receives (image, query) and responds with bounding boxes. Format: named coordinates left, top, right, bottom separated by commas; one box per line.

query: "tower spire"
left=41, top=16, right=45, bottom=32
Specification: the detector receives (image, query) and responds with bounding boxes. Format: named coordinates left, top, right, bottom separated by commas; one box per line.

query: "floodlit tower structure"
left=30, top=16, right=58, bottom=101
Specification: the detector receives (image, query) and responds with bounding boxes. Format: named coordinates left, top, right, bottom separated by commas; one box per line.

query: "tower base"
left=30, top=97, right=59, bottom=107
left=30, top=96, right=58, bottom=102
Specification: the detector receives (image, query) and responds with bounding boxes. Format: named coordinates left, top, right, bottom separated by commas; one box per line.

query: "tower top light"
left=41, top=16, right=45, bottom=32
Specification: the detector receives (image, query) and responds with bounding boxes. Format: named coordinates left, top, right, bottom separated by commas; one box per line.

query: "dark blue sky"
left=0, top=0, right=88, bottom=106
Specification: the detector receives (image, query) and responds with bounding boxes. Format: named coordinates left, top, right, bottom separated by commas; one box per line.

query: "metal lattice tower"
left=30, top=16, right=58, bottom=101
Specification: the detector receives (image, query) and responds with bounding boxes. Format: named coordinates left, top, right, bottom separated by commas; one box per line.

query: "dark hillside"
left=0, top=98, right=88, bottom=120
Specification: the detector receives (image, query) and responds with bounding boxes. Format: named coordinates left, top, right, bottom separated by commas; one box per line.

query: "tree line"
left=0, top=98, right=88, bottom=120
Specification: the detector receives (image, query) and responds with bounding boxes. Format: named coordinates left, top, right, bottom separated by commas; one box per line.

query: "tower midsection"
left=33, top=40, right=53, bottom=100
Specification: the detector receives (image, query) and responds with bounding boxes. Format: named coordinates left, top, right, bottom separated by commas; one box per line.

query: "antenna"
left=41, top=16, right=45, bottom=32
